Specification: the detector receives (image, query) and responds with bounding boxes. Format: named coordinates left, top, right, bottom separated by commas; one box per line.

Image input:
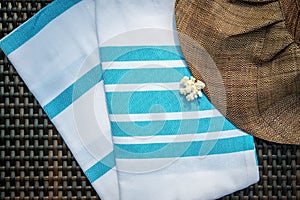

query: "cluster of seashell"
left=180, top=76, right=205, bottom=101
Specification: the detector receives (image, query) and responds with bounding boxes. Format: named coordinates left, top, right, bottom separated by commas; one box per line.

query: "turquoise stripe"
left=100, top=46, right=184, bottom=62
left=111, top=116, right=236, bottom=137
left=106, top=91, right=214, bottom=114
left=0, top=0, right=81, bottom=55
left=43, top=65, right=102, bottom=119
left=85, top=152, right=116, bottom=183
left=114, top=135, right=254, bottom=159
left=103, top=67, right=190, bottom=84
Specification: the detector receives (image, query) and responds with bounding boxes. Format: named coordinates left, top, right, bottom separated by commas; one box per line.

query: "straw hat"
left=175, top=0, right=300, bottom=144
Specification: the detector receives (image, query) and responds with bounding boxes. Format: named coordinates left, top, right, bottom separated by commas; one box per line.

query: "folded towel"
left=1, top=0, right=259, bottom=199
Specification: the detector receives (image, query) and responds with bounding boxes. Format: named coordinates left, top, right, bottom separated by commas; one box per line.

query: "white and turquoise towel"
left=0, top=0, right=259, bottom=199
left=1, top=1, right=119, bottom=199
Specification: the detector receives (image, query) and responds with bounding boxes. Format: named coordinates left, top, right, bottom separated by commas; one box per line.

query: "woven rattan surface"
left=0, top=1, right=299, bottom=199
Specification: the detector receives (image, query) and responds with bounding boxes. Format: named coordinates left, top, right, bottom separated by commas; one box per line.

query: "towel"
left=0, top=0, right=259, bottom=199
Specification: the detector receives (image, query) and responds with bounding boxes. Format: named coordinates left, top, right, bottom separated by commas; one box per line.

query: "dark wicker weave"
left=0, top=1, right=299, bottom=199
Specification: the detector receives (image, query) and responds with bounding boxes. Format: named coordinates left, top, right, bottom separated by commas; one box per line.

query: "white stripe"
left=8, top=0, right=98, bottom=106
left=98, top=27, right=180, bottom=47
left=110, top=109, right=222, bottom=122
left=52, top=83, right=114, bottom=171
left=116, top=150, right=257, bottom=174
left=102, top=60, right=186, bottom=70
left=117, top=154, right=258, bottom=199
left=92, top=168, right=120, bottom=200
left=113, top=129, right=247, bottom=144
left=105, top=82, right=179, bottom=92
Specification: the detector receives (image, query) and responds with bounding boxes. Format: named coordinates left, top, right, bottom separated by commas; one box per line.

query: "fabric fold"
left=0, top=0, right=120, bottom=199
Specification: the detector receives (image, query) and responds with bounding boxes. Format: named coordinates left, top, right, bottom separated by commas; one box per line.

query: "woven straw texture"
left=0, top=0, right=299, bottom=199
left=175, top=0, right=300, bottom=145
